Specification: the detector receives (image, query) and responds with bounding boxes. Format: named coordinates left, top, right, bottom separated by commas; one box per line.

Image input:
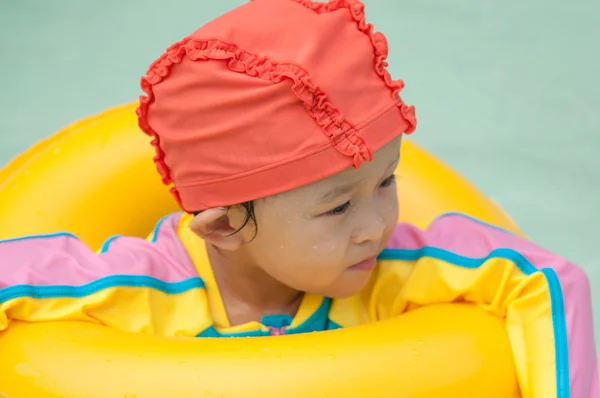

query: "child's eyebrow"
left=317, top=155, right=400, bottom=204
left=318, top=181, right=362, bottom=204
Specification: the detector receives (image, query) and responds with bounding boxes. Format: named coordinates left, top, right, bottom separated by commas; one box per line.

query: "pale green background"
left=1, top=1, right=599, bottom=340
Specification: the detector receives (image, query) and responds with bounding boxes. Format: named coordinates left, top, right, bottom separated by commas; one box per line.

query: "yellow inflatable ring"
left=0, top=103, right=523, bottom=397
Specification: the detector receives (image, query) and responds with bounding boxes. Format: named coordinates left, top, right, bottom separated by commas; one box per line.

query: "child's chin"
left=319, top=275, right=372, bottom=299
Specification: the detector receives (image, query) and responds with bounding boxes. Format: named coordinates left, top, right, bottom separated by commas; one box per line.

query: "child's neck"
left=206, top=244, right=304, bottom=327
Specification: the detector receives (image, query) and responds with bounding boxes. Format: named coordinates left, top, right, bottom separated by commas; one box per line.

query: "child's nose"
left=352, top=213, right=386, bottom=245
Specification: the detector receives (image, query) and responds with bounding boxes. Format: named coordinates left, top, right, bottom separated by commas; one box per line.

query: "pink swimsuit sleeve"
left=0, top=213, right=199, bottom=332
left=385, top=213, right=598, bottom=398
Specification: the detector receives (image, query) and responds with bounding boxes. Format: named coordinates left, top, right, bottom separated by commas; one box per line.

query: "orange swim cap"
left=137, top=0, right=416, bottom=212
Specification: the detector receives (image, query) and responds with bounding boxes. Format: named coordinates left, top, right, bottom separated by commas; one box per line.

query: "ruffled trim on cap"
left=291, top=0, right=417, bottom=134
left=137, top=38, right=373, bottom=197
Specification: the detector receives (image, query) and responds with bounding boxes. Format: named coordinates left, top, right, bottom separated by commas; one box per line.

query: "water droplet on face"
left=412, top=350, right=421, bottom=357
left=312, top=245, right=319, bottom=250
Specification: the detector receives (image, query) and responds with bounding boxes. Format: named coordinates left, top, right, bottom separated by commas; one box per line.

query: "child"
left=0, top=0, right=597, bottom=396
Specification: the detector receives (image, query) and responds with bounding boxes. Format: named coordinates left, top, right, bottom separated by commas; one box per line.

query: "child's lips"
left=348, top=256, right=377, bottom=271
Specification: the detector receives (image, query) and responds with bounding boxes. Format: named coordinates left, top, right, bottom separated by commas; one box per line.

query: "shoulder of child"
left=0, top=212, right=198, bottom=289
left=386, top=212, right=575, bottom=266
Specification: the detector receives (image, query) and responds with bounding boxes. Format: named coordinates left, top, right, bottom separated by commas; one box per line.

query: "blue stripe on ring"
left=432, top=211, right=517, bottom=236
left=99, top=235, right=122, bottom=253
left=0, top=232, right=79, bottom=244
left=150, top=213, right=178, bottom=243
left=541, top=268, right=570, bottom=397
left=0, top=275, right=205, bottom=303
left=98, top=213, right=178, bottom=253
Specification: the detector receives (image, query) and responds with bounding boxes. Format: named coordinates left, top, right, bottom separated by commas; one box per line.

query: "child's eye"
left=325, top=201, right=352, bottom=216
left=380, top=174, right=396, bottom=188
left=322, top=176, right=394, bottom=217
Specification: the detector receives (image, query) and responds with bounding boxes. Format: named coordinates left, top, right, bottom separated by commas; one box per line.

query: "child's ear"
left=190, top=208, right=245, bottom=251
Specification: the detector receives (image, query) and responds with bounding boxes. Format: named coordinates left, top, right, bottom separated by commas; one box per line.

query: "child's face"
left=229, top=136, right=402, bottom=298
